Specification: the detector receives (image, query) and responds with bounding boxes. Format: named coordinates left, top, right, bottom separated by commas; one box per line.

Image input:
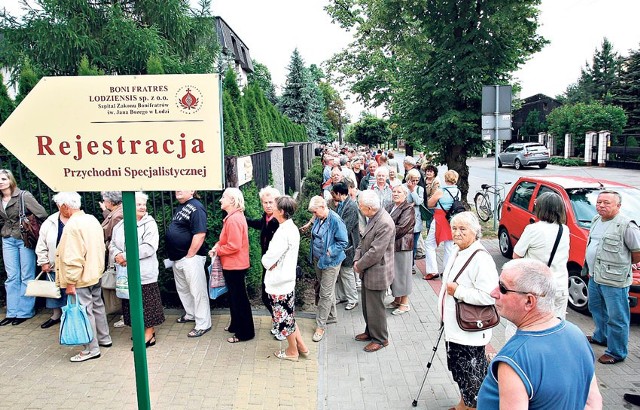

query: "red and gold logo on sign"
left=175, top=85, right=203, bottom=114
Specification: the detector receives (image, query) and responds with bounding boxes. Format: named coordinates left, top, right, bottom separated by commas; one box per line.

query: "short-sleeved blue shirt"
left=477, top=320, right=594, bottom=410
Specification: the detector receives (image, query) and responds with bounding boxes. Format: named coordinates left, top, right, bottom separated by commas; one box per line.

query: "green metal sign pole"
left=122, top=191, right=151, bottom=410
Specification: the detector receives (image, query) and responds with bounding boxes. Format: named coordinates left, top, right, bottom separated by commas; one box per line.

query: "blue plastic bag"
left=59, top=296, right=94, bottom=346
left=209, top=285, right=228, bottom=300
left=115, top=265, right=129, bottom=299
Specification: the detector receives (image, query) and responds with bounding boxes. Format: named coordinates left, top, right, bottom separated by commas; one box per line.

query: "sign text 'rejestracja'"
left=36, top=133, right=205, bottom=161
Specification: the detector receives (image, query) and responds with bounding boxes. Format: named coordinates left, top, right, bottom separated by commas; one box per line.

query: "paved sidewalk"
left=0, top=238, right=638, bottom=409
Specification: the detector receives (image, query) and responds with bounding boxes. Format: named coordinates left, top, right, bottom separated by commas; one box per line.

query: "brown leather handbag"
left=19, top=192, right=42, bottom=250
left=451, top=249, right=500, bottom=332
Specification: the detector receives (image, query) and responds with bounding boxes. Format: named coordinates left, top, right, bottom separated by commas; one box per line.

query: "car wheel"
left=498, top=158, right=503, bottom=168
left=498, top=227, right=513, bottom=258
left=568, top=270, right=590, bottom=315
left=539, top=163, right=547, bottom=169
left=514, top=159, right=522, bottom=170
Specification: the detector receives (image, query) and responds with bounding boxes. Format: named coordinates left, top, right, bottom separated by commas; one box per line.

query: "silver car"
left=498, top=142, right=549, bottom=169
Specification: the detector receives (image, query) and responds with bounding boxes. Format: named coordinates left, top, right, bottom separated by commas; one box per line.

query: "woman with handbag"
left=404, top=169, right=424, bottom=275
left=0, top=169, right=48, bottom=326
left=34, top=193, right=70, bottom=328
left=385, top=185, right=415, bottom=315
left=437, top=212, right=499, bottom=410
left=512, top=192, right=570, bottom=320
left=109, top=192, right=165, bottom=349
left=211, top=188, right=255, bottom=343
left=261, top=196, right=309, bottom=361
left=100, top=191, right=124, bottom=326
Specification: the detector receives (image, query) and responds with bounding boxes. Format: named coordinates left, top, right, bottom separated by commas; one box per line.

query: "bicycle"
left=474, top=183, right=510, bottom=222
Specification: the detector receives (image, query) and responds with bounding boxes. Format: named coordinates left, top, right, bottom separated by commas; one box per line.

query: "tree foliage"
left=326, top=0, right=547, bottom=200
left=346, top=114, right=390, bottom=146
left=0, top=0, right=218, bottom=82
left=279, top=49, right=331, bottom=142
left=546, top=102, right=627, bottom=141
left=612, top=46, right=640, bottom=134
left=247, top=60, right=277, bottom=105
left=563, top=38, right=621, bottom=105
left=521, top=109, right=546, bottom=137
left=0, top=74, right=15, bottom=126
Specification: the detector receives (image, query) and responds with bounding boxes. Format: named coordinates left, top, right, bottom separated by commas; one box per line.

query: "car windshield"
left=566, top=187, right=640, bottom=229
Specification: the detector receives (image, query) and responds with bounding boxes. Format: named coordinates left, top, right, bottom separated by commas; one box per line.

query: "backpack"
left=440, top=188, right=465, bottom=221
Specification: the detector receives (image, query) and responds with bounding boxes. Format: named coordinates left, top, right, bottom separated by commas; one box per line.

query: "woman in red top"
left=211, top=188, right=255, bottom=343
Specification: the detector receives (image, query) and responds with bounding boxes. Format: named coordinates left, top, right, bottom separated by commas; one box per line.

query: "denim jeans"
left=588, top=279, right=630, bottom=360
left=2, top=237, right=36, bottom=318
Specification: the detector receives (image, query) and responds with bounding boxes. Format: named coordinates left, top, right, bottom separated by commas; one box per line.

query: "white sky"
left=3, top=0, right=640, bottom=118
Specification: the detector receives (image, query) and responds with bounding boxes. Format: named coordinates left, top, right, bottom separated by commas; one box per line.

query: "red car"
left=498, top=176, right=640, bottom=314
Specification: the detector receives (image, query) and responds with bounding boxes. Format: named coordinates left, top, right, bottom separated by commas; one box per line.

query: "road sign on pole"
left=0, top=73, right=223, bottom=410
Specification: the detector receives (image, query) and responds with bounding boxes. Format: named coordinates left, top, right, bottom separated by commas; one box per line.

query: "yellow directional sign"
left=0, top=74, right=223, bottom=191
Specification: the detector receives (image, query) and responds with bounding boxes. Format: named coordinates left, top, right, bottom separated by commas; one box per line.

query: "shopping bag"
left=208, top=256, right=228, bottom=300
left=59, top=296, right=94, bottom=346
left=115, top=265, right=129, bottom=299
left=209, top=285, right=228, bottom=300
left=25, top=271, right=61, bottom=298
left=208, top=256, right=225, bottom=288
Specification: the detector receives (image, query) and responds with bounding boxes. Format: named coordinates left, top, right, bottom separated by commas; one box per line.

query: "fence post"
left=564, top=134, right=572, bottom=159
left=267, top=143, right=285, bottom=194
left=584, top=131, right=596, bottom=165
left=597, top=130, right=610, bottom=167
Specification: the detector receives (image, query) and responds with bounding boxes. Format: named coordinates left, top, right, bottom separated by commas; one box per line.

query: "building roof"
left=214, top=16, right=254, bottom=73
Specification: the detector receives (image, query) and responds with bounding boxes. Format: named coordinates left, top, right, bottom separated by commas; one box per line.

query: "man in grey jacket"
left=353, top=190, right=395, bottom=353
left=585, top=190, right=640, bottom=364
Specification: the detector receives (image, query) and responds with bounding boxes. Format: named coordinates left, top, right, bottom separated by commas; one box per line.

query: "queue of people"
left=0, top=146, right=636, bottom=408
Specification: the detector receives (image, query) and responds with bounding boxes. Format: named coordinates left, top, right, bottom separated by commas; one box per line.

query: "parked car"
left=498, top=176, right=640, bottom=314
left=498, top=142, right=549, bottom=169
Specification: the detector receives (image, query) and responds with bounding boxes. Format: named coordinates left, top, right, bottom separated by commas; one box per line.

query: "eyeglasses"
left=499, top=281, right=545, bottom=297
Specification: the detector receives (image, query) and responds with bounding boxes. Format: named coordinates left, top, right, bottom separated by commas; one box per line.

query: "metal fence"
left=607, top=134, right=640, bottom=169
left=249, top=150, right=271, bottom=190
left=282, top=146, right=296, bottom=195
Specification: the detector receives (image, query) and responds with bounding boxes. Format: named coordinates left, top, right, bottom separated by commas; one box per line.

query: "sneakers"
left=114, top=318, right=125, bottom=328
left=70, top=351, right=101, bottom=362
left=345, top=302, right=358, bottom=311
left=274, top=333, right=287, bottom=341
left=270, top=328, right=278, bottom=336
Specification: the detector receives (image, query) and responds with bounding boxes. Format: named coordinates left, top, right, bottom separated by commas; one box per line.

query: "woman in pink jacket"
left=211, top=188, right=255, bottom=343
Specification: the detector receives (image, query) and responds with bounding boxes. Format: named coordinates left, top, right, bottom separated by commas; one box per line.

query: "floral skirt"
left=269, top=291, right=296, bottom=338
left=123, top=282, right=165, bottom=328
left=446, top=341, right=488, bottom=408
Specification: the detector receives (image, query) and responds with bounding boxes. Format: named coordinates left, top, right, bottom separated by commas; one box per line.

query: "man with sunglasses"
left=477, top=259, right=602, bottom=409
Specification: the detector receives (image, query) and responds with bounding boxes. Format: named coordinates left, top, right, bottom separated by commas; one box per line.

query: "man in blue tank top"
left=477, top=259, right=602, bottom=409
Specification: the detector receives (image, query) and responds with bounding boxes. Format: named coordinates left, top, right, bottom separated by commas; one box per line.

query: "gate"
left=283, top=146, right=296, bottom=195
left=606, top=135, right=640, bottom=169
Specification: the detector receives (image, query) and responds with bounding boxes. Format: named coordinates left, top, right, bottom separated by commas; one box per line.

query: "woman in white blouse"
left=262, top=196, right=309, bottom=361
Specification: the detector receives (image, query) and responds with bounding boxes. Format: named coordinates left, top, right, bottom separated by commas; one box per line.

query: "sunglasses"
left=499, top=281, right=545, bottom=297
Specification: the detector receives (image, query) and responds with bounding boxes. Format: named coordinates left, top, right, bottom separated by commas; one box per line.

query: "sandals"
left=176, top=315, right=195, bottom=324
left=587, top=335, right=607, bottom=347
left=274, top=350, right=299, bottom=362
left=598, top=354, right=624, bottom=364
left=386, top=301, right=401, bottom=309
left=391, top=304, right=410, bottom=315
left=187, top=327, right=211, bottom=338
left=227, top=336, right=243, bottom=343
left=299, top=350, right=310, bottom=359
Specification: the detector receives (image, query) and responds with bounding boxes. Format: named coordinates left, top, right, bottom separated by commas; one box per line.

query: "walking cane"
left=412, top=324, right=445, bottom=407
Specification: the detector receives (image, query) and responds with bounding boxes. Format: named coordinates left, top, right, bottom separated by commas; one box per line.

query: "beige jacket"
left=55, top=211, right=105, bottom=289
left=35, top=212, right=61, bottom=269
